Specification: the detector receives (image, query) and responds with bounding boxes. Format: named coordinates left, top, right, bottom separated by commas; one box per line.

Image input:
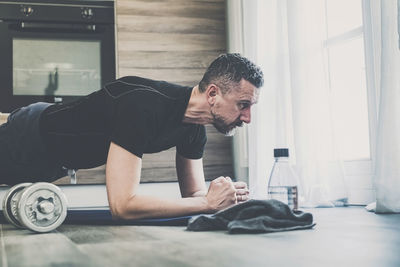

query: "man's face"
left=210, top=79, right=259, bottom=136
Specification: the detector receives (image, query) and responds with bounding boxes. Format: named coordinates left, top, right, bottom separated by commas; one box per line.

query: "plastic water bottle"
left=267, top=148, right=299, bottom=210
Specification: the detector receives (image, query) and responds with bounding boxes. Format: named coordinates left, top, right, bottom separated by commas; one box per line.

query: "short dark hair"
left=199, top=53, right=264, bottom=93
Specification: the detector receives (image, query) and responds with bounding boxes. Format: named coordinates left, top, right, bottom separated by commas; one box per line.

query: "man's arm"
left=176, top=152, right=250, bottom=203
left=106, top=142, right=237, bottom=220
left=176, top=152, right=207, bottom=198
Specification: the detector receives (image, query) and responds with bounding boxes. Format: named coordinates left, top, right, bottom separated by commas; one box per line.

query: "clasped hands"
left=205, top=176, right=250, bottom=212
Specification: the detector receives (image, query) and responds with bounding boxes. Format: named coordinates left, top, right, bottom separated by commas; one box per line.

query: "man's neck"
left=183, top=85, right=213, bottom=125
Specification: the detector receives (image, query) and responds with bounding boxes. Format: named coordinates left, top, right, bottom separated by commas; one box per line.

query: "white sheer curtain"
left=366, top=0, right=400, bottom=213
left=228, top=0, right=348, bottom=207
left=227, top=0, right=283, bottom=199
left=286, top=1, right=348, bottom=206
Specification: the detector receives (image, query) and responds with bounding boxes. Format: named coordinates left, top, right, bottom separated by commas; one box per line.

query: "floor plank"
left=1, top=207, right=400, bottom=267
left=0, top=225, right=8, bottom=267
left=1, top=224, right=94, bottom=267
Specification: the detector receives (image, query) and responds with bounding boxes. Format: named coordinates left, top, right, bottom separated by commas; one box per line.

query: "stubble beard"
left=211, top=111, right=243, bottom=137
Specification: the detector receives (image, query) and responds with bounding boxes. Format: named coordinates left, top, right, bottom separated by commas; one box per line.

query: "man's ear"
left=206, top=84, right=219, bottom=105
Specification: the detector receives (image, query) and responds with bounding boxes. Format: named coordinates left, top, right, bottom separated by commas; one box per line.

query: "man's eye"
left=238, top=103, right=249, bottom=110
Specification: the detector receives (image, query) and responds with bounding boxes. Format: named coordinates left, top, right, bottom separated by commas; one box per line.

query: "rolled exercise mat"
left=0, top=209, right=193, bottom=226
left=65, top=208, right=193, bottom=226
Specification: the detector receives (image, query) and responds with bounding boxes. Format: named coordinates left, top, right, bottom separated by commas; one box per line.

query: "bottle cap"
left=274, top=148, right=289, bottom=157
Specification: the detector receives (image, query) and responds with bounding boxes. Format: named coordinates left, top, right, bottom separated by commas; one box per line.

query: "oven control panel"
left=0, top=1, right=113, bottom=23
left=21, top=6, right=34, bottom=17
left=81, top=8, right=94, bottom=19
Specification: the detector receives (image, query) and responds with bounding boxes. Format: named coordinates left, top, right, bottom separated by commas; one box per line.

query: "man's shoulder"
left=108, top=76, right=192, bottom=122
left=105, top=76, right=190, bottom=100
left=117, top=76, right=185, bottom=90
left=117, top=76, right=156, bottom=86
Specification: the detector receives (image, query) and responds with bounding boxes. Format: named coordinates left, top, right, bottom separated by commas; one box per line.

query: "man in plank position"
left=0, top=53, right=264, bottom=219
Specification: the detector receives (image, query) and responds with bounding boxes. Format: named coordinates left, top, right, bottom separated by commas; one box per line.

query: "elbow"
left=109, top=196, right=142, bottom=220
left=109, top=202, right=127, bottom=220
left=109, top=197, right=132, bottom=220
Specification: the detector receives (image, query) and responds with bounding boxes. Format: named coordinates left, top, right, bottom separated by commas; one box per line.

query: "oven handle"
left=10, top=22, right=99, bottom=33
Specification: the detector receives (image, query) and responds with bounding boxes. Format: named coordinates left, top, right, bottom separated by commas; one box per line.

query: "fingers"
left=235, top=188, right=249, bottom=195
left=212, top=178, right=249, bottom=195
left=233, top=181, right=247, bottom=189
left=235, top=190, right=250, bottom=203
left=207, top=176, right=238, bottom=211
left=213, top=176, right=234, bottom=185
left=207, top=176, right=251, bottom=209
left=214, top=177, right=246, bottom=185
left=212, top=177, right=250, bottom=202
left=210, top=177, right=235, bottom=192
left=234, top=181, right=249, bottom=203
left=236, top=193, right=250, bottom=203
left=213, top=176, right=227, bottom=184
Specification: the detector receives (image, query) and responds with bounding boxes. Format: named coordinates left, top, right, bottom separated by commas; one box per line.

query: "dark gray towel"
left=187, top=199, right=316, bottom=234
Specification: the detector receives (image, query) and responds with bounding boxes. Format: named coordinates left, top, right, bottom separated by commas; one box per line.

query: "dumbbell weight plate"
left=2, top=183, right=33, bottom=228
left=17, top=183, right=68, bottom=233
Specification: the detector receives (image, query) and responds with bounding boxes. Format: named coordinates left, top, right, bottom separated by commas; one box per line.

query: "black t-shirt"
left=39, top=76, right=207, bottom=169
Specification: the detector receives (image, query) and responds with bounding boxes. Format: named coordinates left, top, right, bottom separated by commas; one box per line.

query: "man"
left=0, top=53, right=264, bottom=220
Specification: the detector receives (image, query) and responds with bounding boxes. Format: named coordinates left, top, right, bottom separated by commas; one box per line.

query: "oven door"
left=0, top=21, right=115, bottom=112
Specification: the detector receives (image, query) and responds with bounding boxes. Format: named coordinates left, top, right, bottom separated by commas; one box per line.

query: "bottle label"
left=268, top=186, right=298, bottom=210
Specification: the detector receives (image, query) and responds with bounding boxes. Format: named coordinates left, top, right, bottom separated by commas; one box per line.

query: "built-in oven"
left=0, top=0, right=115, bottom=112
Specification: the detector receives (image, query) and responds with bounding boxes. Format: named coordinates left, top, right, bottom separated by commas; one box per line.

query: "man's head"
left=199, top=53, right=264, bottom=136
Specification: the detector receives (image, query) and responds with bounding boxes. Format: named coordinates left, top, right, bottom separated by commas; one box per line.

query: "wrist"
left=201, top=195, right=217, bottom=214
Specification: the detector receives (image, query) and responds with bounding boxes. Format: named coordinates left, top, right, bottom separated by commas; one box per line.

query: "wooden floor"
left=1, top=207, right=399, bottom=267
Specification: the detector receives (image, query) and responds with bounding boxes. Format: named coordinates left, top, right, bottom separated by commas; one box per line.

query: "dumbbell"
left=2, top=182, right=68, bottom=233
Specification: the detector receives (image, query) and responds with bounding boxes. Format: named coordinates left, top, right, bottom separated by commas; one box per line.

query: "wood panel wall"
left=57, top=0, right=233, bottom=184
left=116, top=0, right=233, bottom=183
left=116, top=0, right=226, bottom=86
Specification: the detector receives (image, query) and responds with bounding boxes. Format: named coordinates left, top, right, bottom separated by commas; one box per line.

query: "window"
left=324, top=0, right=371, bottom=161
left=323, top=0, right=376, bottom=204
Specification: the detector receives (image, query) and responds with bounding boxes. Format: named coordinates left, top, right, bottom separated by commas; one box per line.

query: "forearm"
left=113, top=194, right=212, bottom=220
left=188, top=190, right=207, bottom=198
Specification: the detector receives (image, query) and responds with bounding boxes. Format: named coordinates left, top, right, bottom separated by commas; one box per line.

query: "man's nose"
left=240, top=108, right=251, bottom=124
